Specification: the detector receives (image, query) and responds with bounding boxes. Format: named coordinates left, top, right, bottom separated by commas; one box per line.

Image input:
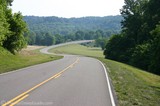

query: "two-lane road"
left=0, top=41, right=115, bottom=106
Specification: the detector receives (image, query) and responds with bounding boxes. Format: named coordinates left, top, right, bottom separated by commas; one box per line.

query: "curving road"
left=0, top=40, right=115, bottom=106
left=40, top=40, right=94, bottom=55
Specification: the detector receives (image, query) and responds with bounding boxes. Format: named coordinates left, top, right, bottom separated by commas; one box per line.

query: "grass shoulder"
left=0, top=46, right=62, bottom=74
left=98, top=58, right=160, bottom=106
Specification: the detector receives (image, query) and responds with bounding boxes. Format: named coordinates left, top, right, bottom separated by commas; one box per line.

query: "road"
left=40, top=40, right=94, bottom=54
left=0, top=41, right=115, bottom=106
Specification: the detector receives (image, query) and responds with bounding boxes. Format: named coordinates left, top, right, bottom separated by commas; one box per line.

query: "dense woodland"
left=104, top=0, right=160, bottom=74
left=24, top=16, right=122, bottom=35
left=24, top=16, right=122, bottom=45
left=0, top=0, right=27, bottom=53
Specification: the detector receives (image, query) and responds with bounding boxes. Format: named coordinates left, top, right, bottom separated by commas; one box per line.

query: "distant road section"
left=40, top=40, right=94, bottom=54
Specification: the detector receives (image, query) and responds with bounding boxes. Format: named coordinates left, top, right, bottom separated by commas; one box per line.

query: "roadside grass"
left=50, top=44, right=160, bottom=106
left=0, top=46, right=62, bottom=74
left=49, top=44, right=104, bottom=58
left=98, top=58, right=160, bottom=106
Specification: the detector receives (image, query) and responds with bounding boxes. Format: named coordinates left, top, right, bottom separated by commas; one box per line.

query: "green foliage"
left=26, top=29, right=111, bottom=46
left=95, top=38, right=108, bottom=50
left=104, top=0, right=160, bottom=74
left=0, top=1, right=10, bottom=46
left=25, top=15, right=122, bottom=46
left=149, top=24, right=160, bottom=74
left=121, top=0, right=147, bottom=44
left=104, top=34, right=134, bottom=62
left=144, top=0, right=160, bottom=31
left=3, top=12, right=27, bottom=53
left=41, top=33, right=55, bottom=46
left=54, top=34, right=65, bottom=44
left=130, top=43, right=151, bottom=70
left=25, top=32, right=55, bottom=46
left=26, top=31, right=36, bottom=45
left=24, top=15, right=122, bottom=36
left=0, top=0, right=27, bottom=54
left=75, top=31, right=85, bottom=40
left=6, top=0, right=13, bottom=6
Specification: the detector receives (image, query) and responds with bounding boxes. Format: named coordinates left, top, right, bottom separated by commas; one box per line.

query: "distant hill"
left=24, top=15, right=123, bottom=35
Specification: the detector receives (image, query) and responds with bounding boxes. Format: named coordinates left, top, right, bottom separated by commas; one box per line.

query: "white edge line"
left=98, top=60, right=116, bottom=106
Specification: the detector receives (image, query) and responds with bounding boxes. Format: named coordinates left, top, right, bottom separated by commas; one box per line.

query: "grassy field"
left=49, top=44, right=104, bottom=57
left=50, top=44, right=160, bottom=106
left=0, top=46, right=62, bottom=74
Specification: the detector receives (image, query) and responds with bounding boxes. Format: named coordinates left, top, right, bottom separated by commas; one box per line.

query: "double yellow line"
left=2, top=57, right=79, bottom=106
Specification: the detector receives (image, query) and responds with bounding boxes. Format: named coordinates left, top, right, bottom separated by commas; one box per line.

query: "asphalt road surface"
left=0, top=41, right=115, bottom=106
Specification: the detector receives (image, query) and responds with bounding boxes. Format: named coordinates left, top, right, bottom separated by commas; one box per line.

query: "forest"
left=104, top=0, right=160, bottom=75
left=24, top=15, right=122, bottom=45
left=24, top=15, right=122, bottom=35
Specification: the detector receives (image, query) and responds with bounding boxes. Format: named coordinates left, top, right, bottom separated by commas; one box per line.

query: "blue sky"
left=11, top=0, right=124, bottom=18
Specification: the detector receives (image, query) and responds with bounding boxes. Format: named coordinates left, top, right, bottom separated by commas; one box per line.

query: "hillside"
left=0, top=46, right=62, bottom=74
left=24, top=15, right=123, bottom=35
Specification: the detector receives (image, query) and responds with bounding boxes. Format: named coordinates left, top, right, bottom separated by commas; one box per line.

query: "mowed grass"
left=50, top=44, right=160, bottom=106
left=0, top=46, right=62, bottom=74
left=98, top=58, right=160, bottom=106
left=49, top=44, right=104, bottom=57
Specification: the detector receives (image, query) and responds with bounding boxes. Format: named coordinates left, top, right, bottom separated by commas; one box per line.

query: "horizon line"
left=23, top=14, right=121, bottom=18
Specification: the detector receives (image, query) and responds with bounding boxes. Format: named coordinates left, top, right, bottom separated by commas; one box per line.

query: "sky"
left=11, top=0, right=124, bottom=18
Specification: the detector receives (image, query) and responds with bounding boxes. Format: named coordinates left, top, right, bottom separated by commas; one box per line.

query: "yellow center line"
left=9, top=94, right=29, bottom=106
left=2, top=57, right=79, bottom=106
left=55, top=74, right=61, bottom=79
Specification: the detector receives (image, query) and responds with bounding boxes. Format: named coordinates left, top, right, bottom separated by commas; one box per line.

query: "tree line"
left=0, top=0, right=27, bottom=54
left=24, top=15, right=122, bottom=46
left=24, top=15, right=122, bottom=36
left=104, top=0, right=160, bottom=75
left=25, top=30, right=111, bottom=46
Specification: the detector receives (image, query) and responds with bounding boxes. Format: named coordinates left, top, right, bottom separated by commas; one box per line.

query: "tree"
left=55, top=34, right=64, bottom=44
left=120, top=0, right=147, bottom=44
left=3, top=11, right=27, bottom=53
left=130, top=43, right=151, bottom=70
left=75, top=31, right=85, bottom=40
left=0, top=0, right=27, bottom=53
left=95, top=38, right=107, bottom=50
left=6, top=0, right=13, bottom=6
left=144, top=0, right=160, bottom=31
left=0, top=0, right=10, bottom=46
left=104, top=34, right=134, bottom=62
left=95, top=30, right=104, bottom=39
left=35, top=33, right=43, bottom=45
left=149, top=24, right=160, bottom=74
left=27, top=31, right=36, bottom=45
left=42, top=33, right=54, bottom=46
left=104, top=0, right=160, bottom=74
